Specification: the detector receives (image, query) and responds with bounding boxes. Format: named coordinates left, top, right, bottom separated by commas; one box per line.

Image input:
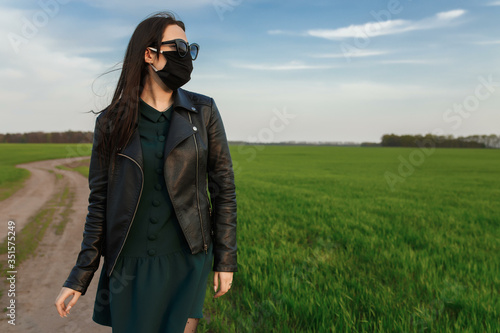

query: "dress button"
left=191, top=107, right=196, bottom=111
left=158, top=135, right=165, bottom=141
left=156, top=152, right=164, bottom=158
left=158, top=117, right=166, bottom=123
left=150, top=217, right=159, bottom=224
left=193, top=126, right=197, bottom=131
left=148, top=234, right=157, bottom=241
left=156, top=168, right=163, bottom=175
left=148, top=249, right=156, bottom=256
left=152, top=200, right=160, bottom=207
left=155, top=184, right=162, bottom=191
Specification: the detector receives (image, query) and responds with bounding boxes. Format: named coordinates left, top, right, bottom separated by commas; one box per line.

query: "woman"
left=54, top=11, right=237, bottom=332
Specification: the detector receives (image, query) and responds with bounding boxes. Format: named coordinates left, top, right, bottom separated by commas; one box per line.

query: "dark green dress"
left=92, top=99, right=214, bottom=333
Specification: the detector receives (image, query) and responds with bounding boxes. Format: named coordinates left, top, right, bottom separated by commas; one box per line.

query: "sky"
left=1, top=0, right=499, bottom=143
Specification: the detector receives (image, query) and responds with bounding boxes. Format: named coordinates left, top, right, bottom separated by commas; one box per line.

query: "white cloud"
left=308, top=19, right=412, bottom=40
left=312, top=50, right=389, bottom=58
left=436, top=9, right=466, bottom=20
left=303, top=9, right=466, bottom=40
left=337, top=81, right=449, bottom=101
left=378, top=59, right=439, bottom=65
left=268, top=30, right=288, bottom=35
left=485, top=1, right=500, bottom=6
left=0, top=68, right=26, bottom=79
left=79, top=0, right=215, bottom=11
left=233, top=61, right=337, bottom=71
left=474, top=40, right=500, bottom=45
left=0, top=8, right=113, bottom=133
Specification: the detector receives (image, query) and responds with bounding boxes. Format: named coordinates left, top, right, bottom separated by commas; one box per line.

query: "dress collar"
left=139, top=98, right=173, bottom=123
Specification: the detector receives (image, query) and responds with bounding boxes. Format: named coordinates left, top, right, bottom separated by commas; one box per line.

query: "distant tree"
left=381, top=134, right=401, bottom=147
left=26, top=131, right=45, bottom=143
left=360, top=142, right=381, bottom=147
left=400, top=135, right=416, bottom=147
left=0, top=131, right=93, bottom=143
left=380, top=133, right=492, bottom=148
left=484, top=134, right=499, bottom=148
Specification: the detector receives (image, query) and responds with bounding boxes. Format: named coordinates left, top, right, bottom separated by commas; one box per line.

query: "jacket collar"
left=173, top=88, right=198, bottom=113
left=119, top=88, right=198, bottom=169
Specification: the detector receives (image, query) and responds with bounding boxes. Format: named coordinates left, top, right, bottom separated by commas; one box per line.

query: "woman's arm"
left=207, top=98, right=238, bottom=273
left=62, top=113, right=110, bottom=295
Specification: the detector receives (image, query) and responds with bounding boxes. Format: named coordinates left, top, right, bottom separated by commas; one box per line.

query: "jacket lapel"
left=119, top=88, right=198, bottom=167
left=119, top=127, right=144, bottom=169
left=164, top=109, right=196, bottom=158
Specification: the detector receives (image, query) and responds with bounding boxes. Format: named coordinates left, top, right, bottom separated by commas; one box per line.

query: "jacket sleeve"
left=207, top=98, right=238, bottom=272
left=62, top=114, right=109, bottom=295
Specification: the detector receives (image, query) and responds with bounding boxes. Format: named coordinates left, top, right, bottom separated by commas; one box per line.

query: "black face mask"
left=150, top=51, right=193, bottom=91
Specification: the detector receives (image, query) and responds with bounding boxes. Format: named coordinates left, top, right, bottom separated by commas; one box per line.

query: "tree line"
left=0, top=131, right=93, bottom=144
left=1, top=131, right=498, bottom=148
left=380, top=134, right=500, bottom=148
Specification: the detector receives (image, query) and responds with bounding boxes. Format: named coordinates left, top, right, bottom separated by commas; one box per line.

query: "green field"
left=1, top=144, right=499, bottom=332
left=201, top=146, right=499, bottom=332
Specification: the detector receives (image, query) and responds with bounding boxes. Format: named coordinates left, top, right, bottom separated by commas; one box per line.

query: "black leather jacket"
left=63, top=88, right=237, bottom=295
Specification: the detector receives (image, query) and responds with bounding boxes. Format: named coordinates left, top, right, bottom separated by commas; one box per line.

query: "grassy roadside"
left=0, top=178, right=75, bottom=309
left=0, top=143, right=91, bottom=201
left=56, top=158, right=90, bottom=179
left=0, top=154, right=83, bottom=312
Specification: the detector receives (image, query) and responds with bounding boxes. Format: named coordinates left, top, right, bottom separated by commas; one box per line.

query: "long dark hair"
left=94, top=11, right=186, bottom=167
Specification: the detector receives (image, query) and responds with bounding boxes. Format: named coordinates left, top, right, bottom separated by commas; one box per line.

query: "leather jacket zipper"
left=206, top=193, right=214, bottom=236
left=206, top=194, right=212, bottom=217
left=109, top=153, right=144, bottom=276
left=188, top=112, right=208, bottom=254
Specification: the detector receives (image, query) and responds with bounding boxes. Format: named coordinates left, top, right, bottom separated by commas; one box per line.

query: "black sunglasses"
left=149, top=39, right=200, bottom=60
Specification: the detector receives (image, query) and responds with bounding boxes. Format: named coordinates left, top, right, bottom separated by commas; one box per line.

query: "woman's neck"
left=140, top=73, right=174, bottom=112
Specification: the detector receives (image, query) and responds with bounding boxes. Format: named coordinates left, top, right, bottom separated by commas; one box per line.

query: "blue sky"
left=1, top=0, right=499, bottom=143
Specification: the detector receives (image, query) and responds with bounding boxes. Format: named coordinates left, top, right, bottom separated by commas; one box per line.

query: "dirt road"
left=0, top=157, right=111, bottom=332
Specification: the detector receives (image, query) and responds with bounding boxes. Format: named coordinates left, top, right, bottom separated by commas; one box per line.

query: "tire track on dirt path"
left=0, top=156, right=88, bottom=243
left=1, top=157, right=110, bottom=332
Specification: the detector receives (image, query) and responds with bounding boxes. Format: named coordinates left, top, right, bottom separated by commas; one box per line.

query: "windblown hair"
left=93, top=11, right=185, bottom=167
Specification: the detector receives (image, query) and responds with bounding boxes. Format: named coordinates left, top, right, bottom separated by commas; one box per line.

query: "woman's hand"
left=213, top=271, right=233, bottom=299
left=54, top=287, right=81, bottom=318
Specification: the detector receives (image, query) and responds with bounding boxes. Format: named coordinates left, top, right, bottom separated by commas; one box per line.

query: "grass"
left=197, top=145, right=500, bottom=333
left=0, top=144, right=498, bottom=331
left=51, top=185, right=76, bottom=235
left=56, top=158, right=91, bottom=178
